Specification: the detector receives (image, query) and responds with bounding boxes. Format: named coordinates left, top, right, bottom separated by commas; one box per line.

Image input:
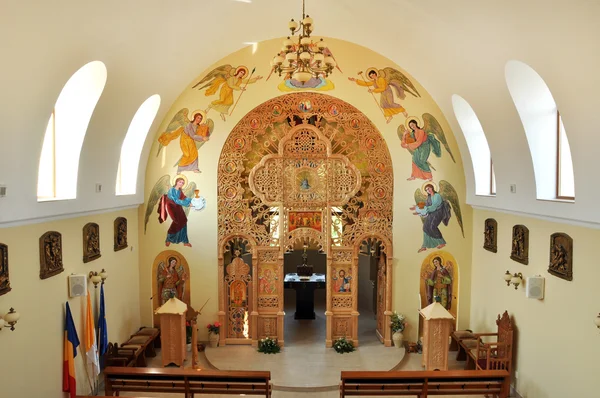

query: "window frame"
left=556, top=111, right=574, bottom=200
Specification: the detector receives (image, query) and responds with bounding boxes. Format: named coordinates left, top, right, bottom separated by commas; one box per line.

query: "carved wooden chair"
left=465, top=311, right=514, bottom=373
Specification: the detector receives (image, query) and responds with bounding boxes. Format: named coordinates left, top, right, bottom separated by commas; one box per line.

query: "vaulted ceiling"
left=1, top=0, right=599, bottom=226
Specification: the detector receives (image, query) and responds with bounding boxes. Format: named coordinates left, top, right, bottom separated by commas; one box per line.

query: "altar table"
left=284, top=273, right=325, bottom=320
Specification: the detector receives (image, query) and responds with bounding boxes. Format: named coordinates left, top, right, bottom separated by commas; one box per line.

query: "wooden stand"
left=419, top=300, right=454, bottom=371
left=155, top=297, right=187, bottom=367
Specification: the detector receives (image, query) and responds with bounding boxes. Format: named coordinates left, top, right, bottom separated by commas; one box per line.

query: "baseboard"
left=511, top=384, right=523, bottom=398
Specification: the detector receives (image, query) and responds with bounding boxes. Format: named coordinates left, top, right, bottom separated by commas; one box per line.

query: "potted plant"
left=206, top=321, right=221, bottom=348
left=390, top=312, right=406, bottom=348
left=332, top=337, right=355, bottom=354
left=257, top=337, right=280, bottom=354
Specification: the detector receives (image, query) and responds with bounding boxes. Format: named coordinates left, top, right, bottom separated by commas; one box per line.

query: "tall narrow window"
left=116, top=94, right=161, bottom=195
left=505, top=60, right=575, bottom=200
left=37, top=61, right=107, bottom=201
left=557, top=112, right=574, bottom=199
left=490, top=160, right=496, bottom=195
left=451, top=95, right=495, bottom=195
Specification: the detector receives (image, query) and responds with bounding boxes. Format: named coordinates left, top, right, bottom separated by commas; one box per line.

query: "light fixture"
left=510, top=272, right=523, bottom=290
left=99, top=268, right=108, bottom=285
left=0, top=307, right=20, bottom=331
left=270, top=0, right=335, bottom=85
left=503, top=270, right=512, bottom=286
left=595, top=313, right=600, bottom=329
left=89, top=271, right=102, bottom=288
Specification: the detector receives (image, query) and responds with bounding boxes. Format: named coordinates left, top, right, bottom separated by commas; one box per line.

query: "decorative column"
left=217, top=255, right=227, bottom=346
left=251, top=253, right=259, bottom=346
left=384, top=254, right=393, bottom=347
left=325, top=251, right=333, bottom=347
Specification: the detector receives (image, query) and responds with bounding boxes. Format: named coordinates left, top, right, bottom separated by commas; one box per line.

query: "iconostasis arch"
left=217, top=92, right=393, bottom=347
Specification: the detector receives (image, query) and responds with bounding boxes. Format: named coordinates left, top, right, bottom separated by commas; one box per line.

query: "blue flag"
left=97, top=284, right=108, bottom=356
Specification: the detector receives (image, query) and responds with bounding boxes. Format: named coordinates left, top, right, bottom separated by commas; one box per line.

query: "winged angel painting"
left=398, top=113, right=456, bottom=181
left=145, top=175, right=206, bottom=247
left=192, top=64, right=262, bottom=121
left=410, top=181, right=464, bottom=253
left=349, top=67, right=420, bottom=123
left=157, top=109, right=214, bottom=174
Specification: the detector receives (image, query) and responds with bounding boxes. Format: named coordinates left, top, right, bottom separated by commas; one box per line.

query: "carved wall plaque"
left=510, top=224, right=529, bottom=265
left=548, top=232, right=573, bottom=281
left=83, top=222, right=101, bottom=263
left=483, top=218, right=497, bottom=253
left=0, top=243, right=11, bottom=296
left=40, top=231, right=64, bottom=279
left=114, top=217, right=128, bottom=251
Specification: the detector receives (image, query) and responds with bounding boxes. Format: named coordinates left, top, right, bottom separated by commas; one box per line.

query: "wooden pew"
left=340, top=370, right=510, bottom=398
left=104, top=366, right=271, bottom=397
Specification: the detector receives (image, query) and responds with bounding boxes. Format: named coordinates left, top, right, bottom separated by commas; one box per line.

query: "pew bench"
left=340, top=370, right=510, bottom=398
left=104, top=366, right=272, bottom=397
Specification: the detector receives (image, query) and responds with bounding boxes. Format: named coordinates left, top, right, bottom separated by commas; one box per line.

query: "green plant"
left=390, top=312, right=406, bottom=333
left=257, top=337, right=280, bottom=354
left=332, top=337, right=355, bottom=354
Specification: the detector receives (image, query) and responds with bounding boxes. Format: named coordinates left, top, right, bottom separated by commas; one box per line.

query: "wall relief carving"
left=0, top=243, right=11, bottom=296
left=83, top=222, right=101, bottom=262
left=510, top=224, right=528, bottom=265
left=114, top=217, right=128, bottom=251
left=483, top=218, right=497, bottom=253
left=548, top=232, right=573, bottom=281
left=39, top=231, right=64, bottom=279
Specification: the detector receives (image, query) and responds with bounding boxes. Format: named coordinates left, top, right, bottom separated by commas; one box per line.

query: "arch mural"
left=217, top=92, right=394, bottom=347
left=151, top=250, right=191, bottom=327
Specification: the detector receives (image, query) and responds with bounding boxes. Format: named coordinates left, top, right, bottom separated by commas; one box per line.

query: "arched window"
left=451, top=94, right=495, bottom=196
left=116, top=94, right=161, bottom=195
left=37, top=61, right=107, bottom=201
left=505, top=60, right=575, bottom=200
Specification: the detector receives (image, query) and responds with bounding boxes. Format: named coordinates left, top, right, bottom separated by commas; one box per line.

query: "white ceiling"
left=1, top=0, right=599, bottom=226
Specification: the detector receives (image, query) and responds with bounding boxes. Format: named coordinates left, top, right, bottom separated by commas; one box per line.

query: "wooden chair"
left=105, top=342, right=136, bottom=367
left=464, top=311, right=514, bottom=374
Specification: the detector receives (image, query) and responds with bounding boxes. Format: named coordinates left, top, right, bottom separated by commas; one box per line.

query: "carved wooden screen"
left=218, top=93, right=393, bottom=346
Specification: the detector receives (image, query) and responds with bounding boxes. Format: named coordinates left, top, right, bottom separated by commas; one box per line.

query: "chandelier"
left=271, top=0, right=336, bottom=84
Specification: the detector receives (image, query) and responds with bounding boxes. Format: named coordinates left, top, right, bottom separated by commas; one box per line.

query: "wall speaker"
left=68, top=274, right=87, bottom=298
left=526, top=275, right=545, bottom=300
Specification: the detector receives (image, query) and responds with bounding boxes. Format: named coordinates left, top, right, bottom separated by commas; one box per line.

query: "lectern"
left=155, top=297, right=188, bottom=367
left=419, top=298, right=455, bottom=370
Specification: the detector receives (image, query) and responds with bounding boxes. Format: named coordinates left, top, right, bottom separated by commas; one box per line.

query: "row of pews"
left=85, top=366, right=510, bottom=398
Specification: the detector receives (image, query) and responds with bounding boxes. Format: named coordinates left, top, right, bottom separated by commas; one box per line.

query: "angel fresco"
left=397, top=114, right=456, bottom=181
left=157, top=109, right=214, bottom=173
left=348, top=67, right=420, bottom=123
left=144, top=175, right=204, bottom=247
left=411, top=181, right=464, bottom=253
left=192, top=65, right=262, bottom=121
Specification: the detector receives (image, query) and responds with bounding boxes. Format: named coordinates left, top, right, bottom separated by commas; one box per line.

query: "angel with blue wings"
left=349, top=67, right=421, bottom=123
left=410, top=181, right=464, bottom=253
left=157, top=109, right=214, bottom=174
left=397, top=113, right=456, bottom=181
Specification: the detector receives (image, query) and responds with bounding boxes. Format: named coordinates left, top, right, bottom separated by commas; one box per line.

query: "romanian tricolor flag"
left=63, top=302, right=80, bottom=398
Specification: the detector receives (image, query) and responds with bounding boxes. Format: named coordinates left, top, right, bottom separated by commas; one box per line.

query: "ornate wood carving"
left=258, top=316, right=278, bottom=339
left=483, top=218, right=497, bottom=253
left=114, top=217, right=128, bottom=251
left=548, top=232, right=573, bottom=281
left=510, top=224, right=529, bottom=265
left=0, top=243, right=11, bottom=296
left=39, top=231, right=64, bottom=279
left=217, top=93, right=394, bottom=346
left=83, top=222, right=101, bottom=263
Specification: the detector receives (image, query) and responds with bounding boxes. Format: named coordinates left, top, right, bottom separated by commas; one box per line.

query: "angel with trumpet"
left=349, top=67, right=420, bottom=123
left=192, top=65, right=262, bottom=121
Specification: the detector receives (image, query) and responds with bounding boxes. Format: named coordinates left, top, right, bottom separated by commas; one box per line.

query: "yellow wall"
left=0, top=208, right=141, bottom=398
left=141, top=37, right=472, bottom=343
left=470, top=208, right=600, bottom=398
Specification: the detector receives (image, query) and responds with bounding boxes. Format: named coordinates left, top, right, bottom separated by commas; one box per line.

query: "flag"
left=97, top=284, right=108, bottom=356
left=85, top=290, right=100, bottom=381
left=63, top=302, right=80, bottom=398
